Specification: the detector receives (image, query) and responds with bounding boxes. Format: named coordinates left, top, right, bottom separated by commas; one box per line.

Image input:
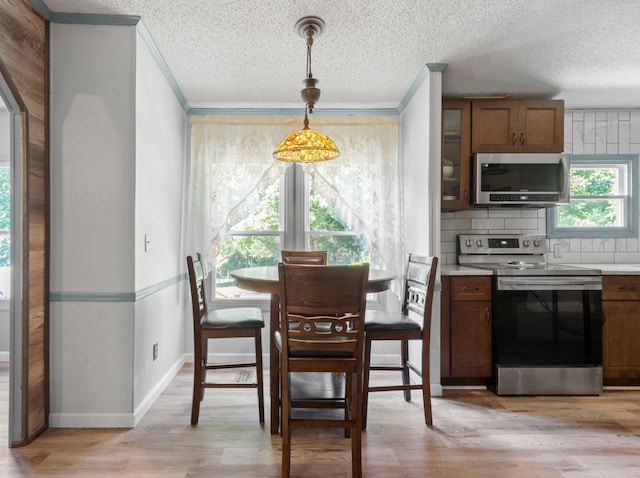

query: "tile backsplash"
left=440, top=109, right=640, bottom=265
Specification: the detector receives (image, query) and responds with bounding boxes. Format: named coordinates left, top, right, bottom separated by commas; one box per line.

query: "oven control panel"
left=457, top=234, right=547, bottom=255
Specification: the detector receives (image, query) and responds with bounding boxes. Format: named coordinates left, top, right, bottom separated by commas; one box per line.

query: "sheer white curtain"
left=189, top=114, right=403, bottom=281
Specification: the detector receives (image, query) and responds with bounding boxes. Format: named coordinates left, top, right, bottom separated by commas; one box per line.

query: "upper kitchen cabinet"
left=442, top=100, right=471, bottom=212
left=471, top=99, right=564, bottom=153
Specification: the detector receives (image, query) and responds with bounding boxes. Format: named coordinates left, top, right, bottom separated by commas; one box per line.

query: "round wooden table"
left=231, top=265, right=396, bottom=434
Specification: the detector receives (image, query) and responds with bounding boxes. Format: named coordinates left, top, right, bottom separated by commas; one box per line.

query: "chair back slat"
left=281, top=250, right=328, bottom=265
left=401, top=255, right=438, bottom=328
left=279, top=263, right=368, bottom=355
left=187, top=253, right=208, bottom=328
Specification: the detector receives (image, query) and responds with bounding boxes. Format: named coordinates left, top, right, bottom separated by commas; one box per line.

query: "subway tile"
left=453, top=209, right=488, bottom=219
left=504, top=218, right=538, bottom=230
left=581, top=238, right=593, bottom=252
left=584, top=112, right=596, bottom=144
left=631, top=111, right=640, bottom=143
left=472, top=218, right=505, bottom=230
left=564, top=113, right=572, bottom=145
left=614, top=238, right=627, bottom=252
left=488, top=209, right=522, bottom=218
left=581, top=252, right=614, bottom=263
left=606, top=143, right=619, bottom=154
left=572, top=121, right=584, bottom=153
left=619, top=119, right=630, bottom=153
left=614, top=252, right=640, bottom=263
left=440, top=218, right=473, bottom=230
left=595, top=120, right=607, bottom=153
left=626, top=238, right=639, bottom=252
left=440, top=230, right=456, bottom=242
left=569, top=238, right=581, bottom=252
left=607, top=112, right=619, bottom=143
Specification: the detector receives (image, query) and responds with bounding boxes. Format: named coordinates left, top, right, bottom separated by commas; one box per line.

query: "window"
left=189, top=115, right=402, bottom=302
left=547, top=155, right=638, bottom=238
left=215, top=164, right=372, bottom=298
left=0, top=165, right=9, bottom=298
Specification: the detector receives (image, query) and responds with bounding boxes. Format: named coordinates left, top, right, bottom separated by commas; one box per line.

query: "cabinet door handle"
left=463, top=287, right=480, bottom=291
left=520, top=132, right=526, bottom=145
left=463, top=188, right=469, bottom=200
left=511, top=132, right=517, bottom=145
left=618, top=286, right=636, bottom=291
left=485, top=308, right=490, bottom=324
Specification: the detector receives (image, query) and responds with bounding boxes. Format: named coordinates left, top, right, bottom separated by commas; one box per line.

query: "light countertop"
left=572, top=264, right=640, bottom=275
left=441, top=264, right=493, bottom=276
left=441, top=263, right=640, bottom=276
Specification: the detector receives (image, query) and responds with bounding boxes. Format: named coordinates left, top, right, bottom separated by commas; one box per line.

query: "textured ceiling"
left=41, top=0, right=640, bottom=110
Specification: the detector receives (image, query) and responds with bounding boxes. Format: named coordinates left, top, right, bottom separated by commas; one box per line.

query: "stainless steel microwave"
left=472, top=153, right=570, bottom=207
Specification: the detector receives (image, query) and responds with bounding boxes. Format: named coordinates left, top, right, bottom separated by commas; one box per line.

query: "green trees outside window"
left=215, top=169, right=370, bottom=296
left=547, top=155, right=637, bottom=239
left=558, top=167, right=619, bottom=227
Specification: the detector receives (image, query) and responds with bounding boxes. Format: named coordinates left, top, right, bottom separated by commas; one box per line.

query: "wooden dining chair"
left=281, top=250, right=328, bottom=265
left=186, top=253, right=265, bottom=425
left=277, top=262, right=369, bottom=478
left=362, top=254, right=438, bottom=429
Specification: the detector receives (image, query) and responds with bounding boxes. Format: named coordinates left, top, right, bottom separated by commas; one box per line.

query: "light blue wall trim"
left=137, top=20, right=189, bottom=113
left=49, top=274, right=187, bottom=303
left=50, top=13, right=140, bottom=26
left=187, top=107, right=399, bottom=116
left=397, top=63, right=448, bottom=114
left=29, top=0, right=51, bottom=19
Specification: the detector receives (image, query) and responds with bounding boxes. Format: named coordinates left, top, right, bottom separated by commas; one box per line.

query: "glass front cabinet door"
left=442, top=100, right=471, bottom=212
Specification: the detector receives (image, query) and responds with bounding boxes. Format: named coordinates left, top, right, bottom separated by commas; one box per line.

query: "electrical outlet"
left=153, top=343, right=158, bottom=361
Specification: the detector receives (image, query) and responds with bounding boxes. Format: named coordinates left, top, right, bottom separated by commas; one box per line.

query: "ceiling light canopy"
left=273, top=16, right=340, bottom=163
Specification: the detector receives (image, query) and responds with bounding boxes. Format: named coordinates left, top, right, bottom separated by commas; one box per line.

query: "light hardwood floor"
left=1, top=363, right=640, bottom=477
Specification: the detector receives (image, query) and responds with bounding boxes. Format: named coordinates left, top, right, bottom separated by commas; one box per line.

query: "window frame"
left=546, top=154, right=638, bottom=239
left=214, top=162, right=383, bottom=308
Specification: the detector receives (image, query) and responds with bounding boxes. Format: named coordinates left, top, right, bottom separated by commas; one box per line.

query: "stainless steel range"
left=457, top=234, right=603, bottom=396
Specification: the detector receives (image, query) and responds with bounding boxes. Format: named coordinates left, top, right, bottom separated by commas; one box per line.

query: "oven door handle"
left=496, top=276, right=602, bottom=291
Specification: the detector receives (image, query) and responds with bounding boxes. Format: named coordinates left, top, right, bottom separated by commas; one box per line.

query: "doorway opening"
left=0, top=70, right=24, bottom=446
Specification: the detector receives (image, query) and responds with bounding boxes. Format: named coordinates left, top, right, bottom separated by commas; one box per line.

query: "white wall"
left=49, top=23, right=188, bottom=427
left=440, top=110, right=640, bottom=265
left=399, top=69, right=443, bottom=395
left=132, top=31, right=188, bottom=417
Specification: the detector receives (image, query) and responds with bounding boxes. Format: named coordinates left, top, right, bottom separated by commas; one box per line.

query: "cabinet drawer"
left=603, top=276, right=640, bottom=301
left=450, top=276, right=491, bottom=301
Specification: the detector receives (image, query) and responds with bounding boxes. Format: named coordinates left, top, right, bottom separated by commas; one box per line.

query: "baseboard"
left=49, top=411, right=136, bottom=428
left=49, top=356, right=185, bottom=428
left=133, top=356, right=185, bottom=426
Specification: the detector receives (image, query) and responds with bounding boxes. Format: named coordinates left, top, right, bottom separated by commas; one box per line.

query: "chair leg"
left=352, top=385, right=363, bottom=478
left=361, top=335, right=373, bottom=430
left=200, top=338, right=208, bottom=401
left=401, top=339, right=411, bottom=402
left=281, top=368, right=291, bottom=478
left=422, top=338, right=433, bottom=427
left=191, top=351, right=203, bottom=425
left=344, top=372, right=352, bottom=438
left=255, top=330, right=265, bottom=424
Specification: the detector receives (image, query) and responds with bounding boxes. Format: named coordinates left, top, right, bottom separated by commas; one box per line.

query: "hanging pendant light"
left=273, top=16, right=340, bottom=163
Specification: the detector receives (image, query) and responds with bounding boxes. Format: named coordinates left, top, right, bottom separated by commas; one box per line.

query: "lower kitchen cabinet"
left=602, top=275, right=640, bottom=384
left=441, top=275, right=492, bottom=381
